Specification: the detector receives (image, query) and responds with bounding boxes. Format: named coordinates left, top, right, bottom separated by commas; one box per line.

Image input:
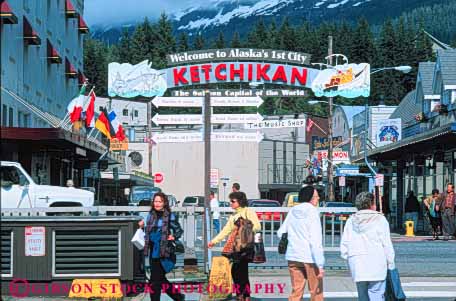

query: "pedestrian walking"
left=138, top=192, right=185, bottom=301
left=207, top=191, right=261, bottom=301
left=210, top=191, right=221, bottom=234
left=232, top=182, right=240, bottom=192
left=277, top=186, right=325, bottom=301
left=404, top=191, right=420, bottom=233
left=423, top=189, right=442, bottom=240
left=437, top=183, right=455, bottom=240
left=341, top=192, right=395, bottom=301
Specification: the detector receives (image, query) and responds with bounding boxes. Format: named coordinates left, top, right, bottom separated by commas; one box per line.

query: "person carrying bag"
left=208, top=191, right=261, bottom=301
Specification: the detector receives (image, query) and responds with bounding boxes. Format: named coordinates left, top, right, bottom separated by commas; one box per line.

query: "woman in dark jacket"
left=139, top=192, right=184, bottom=301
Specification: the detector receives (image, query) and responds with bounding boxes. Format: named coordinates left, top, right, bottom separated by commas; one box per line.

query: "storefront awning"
left=78, top=15, right=89, bottom=34
left=23, top=16, right=40, bottom=46
left=78, top=70, right=87, bottom=86
left=47, top=39, right=62, bottom=64
left=354, top=122, right=456, bottom=161
left=1, top=127, right=123, bottom=164
left=65, top=57, right=77, bottom=78
left=65, top=0, right=78, bottom=18
left=0, top=0, right=18, bottom=24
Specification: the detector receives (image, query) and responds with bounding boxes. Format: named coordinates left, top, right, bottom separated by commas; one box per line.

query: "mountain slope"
left=91, top=0, right=451, bottom=44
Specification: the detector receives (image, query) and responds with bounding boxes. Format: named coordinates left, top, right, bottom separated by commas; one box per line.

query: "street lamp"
left=370, top=66, right=412, bottom=75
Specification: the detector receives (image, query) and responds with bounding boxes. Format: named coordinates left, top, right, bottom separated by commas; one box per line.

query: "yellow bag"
left=208, top=256, right=232, bottom=300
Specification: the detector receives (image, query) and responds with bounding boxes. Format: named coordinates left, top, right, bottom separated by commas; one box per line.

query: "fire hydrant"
left=405, top=221, right=415, bottom=237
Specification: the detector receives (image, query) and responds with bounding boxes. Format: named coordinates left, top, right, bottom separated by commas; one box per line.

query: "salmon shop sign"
left=108, top=48, right=370, bottom=98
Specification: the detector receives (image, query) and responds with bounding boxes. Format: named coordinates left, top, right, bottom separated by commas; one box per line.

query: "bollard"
left=405, top=221, right=415, bottom=237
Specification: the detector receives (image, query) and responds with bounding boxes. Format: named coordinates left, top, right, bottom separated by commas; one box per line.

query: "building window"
left=134, top=110, right=138, bottom=117
left=8, top=107, right=13, bottom=126
left=451, top=90, right=456, bottom=104
left=123, top=109, right=128, bottom=116
left=2, top=105, right=7, bottom=126
left=99, top=106, right=103, bottom=112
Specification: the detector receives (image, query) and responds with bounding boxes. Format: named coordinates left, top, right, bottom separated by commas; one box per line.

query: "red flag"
left=306, top=118, right=315, bottom=132
left=85, top=91, right=96, bottom=127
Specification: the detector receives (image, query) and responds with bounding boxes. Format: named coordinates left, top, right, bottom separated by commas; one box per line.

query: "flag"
left=108, top=111, right=126, bottom=141
left=306, top=118, right=315, bottom=132
left=85, top=90, right=96, bottom=128
left=95, top=108, right=115, bottom=139
left=67, top=84, right=86, bottom=123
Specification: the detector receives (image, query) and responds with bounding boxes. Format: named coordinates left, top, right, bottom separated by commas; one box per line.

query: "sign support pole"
left=327, top=35, right=335, bottom=202
left=203, top=91, right=212, bottom=274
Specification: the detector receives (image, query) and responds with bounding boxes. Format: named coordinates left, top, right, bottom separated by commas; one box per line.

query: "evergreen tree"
left=153, top=13, right=176, bottom=68
left=247, top=18, right=269, bottom=48
left=193, top=33, right=205, bottom=50
left=295, top=22, right=314, bottom=53
left=177, top=32, right=190, bottom=52
left=351, top=18, right=375, bottom=64
left=84, top=38, right=108, bottom=96
left=230, top=31, right=242, bottom=48
left=214, top=31, right=225, bottom=48
left=117, top=28, right=132, bottom=63
left=415, top=18, right=433, bottom=63
left=130, top=18, right=153, bottom=64
left=277, top=17, right=296, bottom=50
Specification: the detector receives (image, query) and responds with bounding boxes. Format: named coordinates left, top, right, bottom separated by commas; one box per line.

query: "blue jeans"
left=213, top=219, right=220, bottom=234
left=356, top=281, right=386, bottom=301
left=404, top=212, right=419, bottom=232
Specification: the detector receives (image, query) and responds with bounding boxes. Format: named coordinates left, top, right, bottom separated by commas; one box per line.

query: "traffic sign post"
left=152, top=96, right=264, bottom=108
left=375, top=174, right=384, bottom=187
left=151, top=132, right=264, bottom=143
left=152, top=113, right=263, bottom=125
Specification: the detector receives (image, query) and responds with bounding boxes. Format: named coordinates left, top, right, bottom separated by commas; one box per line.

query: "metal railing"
left=1, top=206, right=357, bottom=251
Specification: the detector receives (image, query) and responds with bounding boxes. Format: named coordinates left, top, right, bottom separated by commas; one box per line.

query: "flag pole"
left=59, top=81, right=89, bottom=128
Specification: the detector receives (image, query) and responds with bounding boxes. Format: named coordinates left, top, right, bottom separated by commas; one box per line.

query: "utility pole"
left=327, top=35, right=335, bottom=202
left=203, top=91, right=211, bottom=274
left=147, top=100, right=153, bottom=177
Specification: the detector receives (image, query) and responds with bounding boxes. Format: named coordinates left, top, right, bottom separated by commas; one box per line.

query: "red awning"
left=78, top=15, right=89, bottom=34
left=65, top=0, right=78, bottom=18
left=65, top=57, right=77, bottom=78
left=47, top=39, right=62, bottom=64
left=0, top=0, right=18, bottom=24
left=78, top=70, right=87, bottom=86
left=23, top=16, right=41, bottom=45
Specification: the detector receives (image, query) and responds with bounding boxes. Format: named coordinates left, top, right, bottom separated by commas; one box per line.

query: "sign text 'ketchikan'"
left=167, top=62, right=319, bottom=89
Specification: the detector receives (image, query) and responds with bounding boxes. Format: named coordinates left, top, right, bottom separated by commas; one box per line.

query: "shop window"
left=123, top=109, right=128, bottom=116
left=8, top=108, right=13, bottom=126
left=2, top=105, right=7, bottom=126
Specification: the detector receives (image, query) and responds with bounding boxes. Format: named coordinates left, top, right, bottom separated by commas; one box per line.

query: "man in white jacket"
left=340, top=192, right=395, bottom=301
left=277, top=186, right=324, bottom=301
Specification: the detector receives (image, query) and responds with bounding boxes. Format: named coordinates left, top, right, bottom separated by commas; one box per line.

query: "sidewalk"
left=131, top=272, right=456, bottom=300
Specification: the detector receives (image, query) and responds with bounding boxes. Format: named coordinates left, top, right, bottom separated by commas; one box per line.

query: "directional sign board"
left=152, top=132, right=264, bottom=143
left=244, top=118, right=306, bottom=129
left=152, top=96, right=263, bottom=108
left=152, top=113, right=263, bottom=125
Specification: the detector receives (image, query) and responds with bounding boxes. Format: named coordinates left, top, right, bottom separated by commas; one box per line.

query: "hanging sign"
left=339, top=176, right=346, bottom=187
left=152, top=113, right=263, bottom=125
left=375, top=174, right=384, bottom=187
left=152, top=96, right=264, bottom=108
left=151, top=132, right=264, bottom=143
left=245, top=118, right=306, bottom=129
left=377, top=119, right=401, bottom=147
left=25, top=226, right=46, bottom=256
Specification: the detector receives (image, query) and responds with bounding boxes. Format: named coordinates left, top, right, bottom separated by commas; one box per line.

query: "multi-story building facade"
left=1, top=0, right=87, bottom=127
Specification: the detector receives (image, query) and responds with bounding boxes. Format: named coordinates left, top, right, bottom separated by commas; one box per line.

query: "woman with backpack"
left=138, top=192, right=185, bottom=301
left=207, top=191, right=261, bottom=301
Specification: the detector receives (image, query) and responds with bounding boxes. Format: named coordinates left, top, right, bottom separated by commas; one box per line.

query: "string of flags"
left=66, top=84, right=126, bottom=142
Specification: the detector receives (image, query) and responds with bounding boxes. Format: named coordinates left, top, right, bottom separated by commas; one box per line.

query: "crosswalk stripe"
left=402, top=282, right=456, bottom=287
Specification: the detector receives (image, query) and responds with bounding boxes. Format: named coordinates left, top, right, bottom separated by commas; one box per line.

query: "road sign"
left=244, top=118, right=306, bottom=129
left=317, top=151, right=350, bottom=164
left=212, top=132, right=264, bottom=142
left=152, top=132, right=202, bottom=143
left=375, top=174, right=384, bottom=186
left=152, top=113, right=264, bottom=125
left=339, top=176, right=346, bottom=187
left=25, top=226, right=45, bottom=256
left=151, top=131, right=264, bottom=143
left=154, top=172, right=164, bottom=184
left=210, top=168, right=219, bottom=188
left=152, top=96, right=264, bottom=108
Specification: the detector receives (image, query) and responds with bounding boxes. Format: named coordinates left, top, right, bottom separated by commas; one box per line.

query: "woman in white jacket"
left=340, top=192, right=395, bottom=301
left=277, top=186, right=325, bottom=301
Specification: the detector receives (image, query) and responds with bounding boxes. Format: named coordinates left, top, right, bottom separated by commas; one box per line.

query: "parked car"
left=282, top=192, right=299, bottom=207
left=167, top=194, right=179, bottom=207
left=249, top=199, right=284, bottom=229
left=182, top=196, right=205, bottom=207
left=128, top=186, right=162, bottom=207
left=323, top=201, right=356, bottom=233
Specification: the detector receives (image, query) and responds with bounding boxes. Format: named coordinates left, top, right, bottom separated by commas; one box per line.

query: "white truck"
left=1, top=161, right=94, bottom=208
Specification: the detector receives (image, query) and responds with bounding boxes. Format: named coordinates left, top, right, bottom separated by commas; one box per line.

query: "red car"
left=248, top=199, right=284, bottom=228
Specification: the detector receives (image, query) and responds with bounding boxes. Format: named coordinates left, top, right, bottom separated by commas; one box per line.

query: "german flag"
left=95, top=108, right=115, bottom=139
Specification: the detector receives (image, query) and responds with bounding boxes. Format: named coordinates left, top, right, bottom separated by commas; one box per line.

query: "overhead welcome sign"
left=108, top=48, right=370, bottom=99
